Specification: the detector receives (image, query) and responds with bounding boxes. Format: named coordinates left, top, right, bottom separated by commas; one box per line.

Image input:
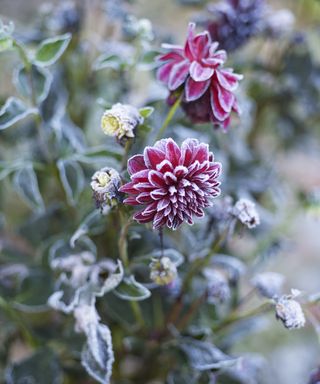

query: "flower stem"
left=156, top=95, right=181, bottom=141
left=118, top=209, right=145, bottom=328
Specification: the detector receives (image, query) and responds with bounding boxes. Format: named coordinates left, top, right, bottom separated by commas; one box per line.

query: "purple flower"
left=157, top=23, right=243, bottom=129
left=119, top=138, right=222, bottom=230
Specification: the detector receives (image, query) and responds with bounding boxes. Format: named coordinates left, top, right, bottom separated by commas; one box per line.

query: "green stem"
left=118, top=209, right=145, bottom=328
left=156, top=95, right=181, bottom=141
left=121, top=140, right=133, bottom=171
left=212, top=302, right=273, bottom=333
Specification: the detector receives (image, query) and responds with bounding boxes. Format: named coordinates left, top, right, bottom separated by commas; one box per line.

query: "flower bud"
left=101, top=103, right=143, bottom=143
left=251, top=272, right=285, bottom=299
left=91, top=167, right=121, bottom=210
left=275, top=294, right=306, bottom=330
left=232, top=198, right=260, bottom=229
left=149, top=257, right=177, bottom=286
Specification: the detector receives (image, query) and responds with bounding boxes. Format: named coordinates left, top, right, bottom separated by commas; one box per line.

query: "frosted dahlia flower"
left=157, top=22, right=243, bottom=129
left=119, top=138, right=221, bottom=230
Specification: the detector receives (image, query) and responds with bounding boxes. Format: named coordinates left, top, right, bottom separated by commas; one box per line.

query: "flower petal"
left=165, top=138, right=181, bottom=165
left=216, top=83, right=235, bottom=113
left=189, top=61, right=214, bottom=82
left=168, top=60, right=190, bottom=91
left=184, top=22, right=196, bottom=60
left=156, top=61, right=176, bottom=84
left=216, top=69, right=243, bottom=92
left=128, top=154, right=146, bottom=175
left=210, top=85, right=229, bottom=122
left=148, top=170, right=165, bottom=187
left=144, top=147, right=166, bottom=169
left=185, top=77, right=210, bottom=102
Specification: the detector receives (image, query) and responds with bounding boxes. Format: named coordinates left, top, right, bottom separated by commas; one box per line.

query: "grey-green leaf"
left=34, top=33, right=71, bottom=67
left=13, top=65, right=52, bottom=104
left=13, top=164, right=45, bottom=212
left=139, top=106, right=154, bottom=118
left=113, top=275, right=151, bottom=301
left=0, top=97, right=37, bottom=130
left=81, top=318, right=114, bottom=384
left=57, top=159, right=85, bottom=206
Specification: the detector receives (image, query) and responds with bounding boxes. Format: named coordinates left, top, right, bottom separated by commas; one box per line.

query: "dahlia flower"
left=206, top=0, right=265, bottom=52
left=157, top=22, right=243, bottom=129
left=119, top=138, right=221, bottom=230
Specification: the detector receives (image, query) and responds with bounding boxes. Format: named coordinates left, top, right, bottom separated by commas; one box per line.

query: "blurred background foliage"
left=0, top=0, right=320, bottom=383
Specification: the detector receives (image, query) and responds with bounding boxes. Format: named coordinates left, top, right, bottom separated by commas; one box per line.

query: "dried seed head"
left=232, top=198, right=260, bottom=228
left=275, top=294, right=306, bottom=330
left=149, top=257, right=177, bottom=286
left=251, top=272, right=285, bottom=299
left=91, top=167, right=121, bottom=210
left=101, top=103, right=143, bottom=142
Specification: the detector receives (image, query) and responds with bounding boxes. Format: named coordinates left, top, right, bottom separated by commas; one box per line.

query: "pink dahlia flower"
left=119, top=138, right=221, bottom=230
left=157, top=22, right=243, bottom=129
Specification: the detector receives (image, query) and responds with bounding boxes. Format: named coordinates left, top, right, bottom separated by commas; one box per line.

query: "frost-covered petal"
left=168, top=60, right=190, bottom=91
left=190, top=61, right=214, bottom=82
left=185, top=77, right=211, bottom=102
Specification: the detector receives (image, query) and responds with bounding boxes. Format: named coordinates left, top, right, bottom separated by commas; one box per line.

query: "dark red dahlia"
left=206, top=0, right=265, bottom=52
left=119, top=138, right=221, bottom=230
left=157, top=22, right=243, bottom=129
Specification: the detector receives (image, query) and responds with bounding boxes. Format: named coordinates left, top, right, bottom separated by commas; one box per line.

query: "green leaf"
left=139, top=106, right=154, bottom=118
left=57, top=159, right=85, bottom=206
left=93, top=53, right=123, bottom=71
left=70, top=210, right=108, bottom=248
left=113, top=275, right=151, bottom=301
left=0, top=97, right=37, bottom=130
left=82, top=322, right=114, bottom=384
left=179, top=338, right=237, bottom=371
left=34, top=33, right=71, bottom=67
left=13, top=65, right=52, bottom=104
left=0, top=36, right=13, bottom=52
left=12, top=164, right=45, bottom=212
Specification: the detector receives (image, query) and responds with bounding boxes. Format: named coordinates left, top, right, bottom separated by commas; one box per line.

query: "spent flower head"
left=150, top=256, right=177, bottom=285
left=119, top=138, right=221, bottom=230
left=274, top=290, right=306, bottom=330
left=91, top=167, right=122, bottom=210
left=204, top=268, right=231, bottom=304
left=157, top=22, right=243, bottom=129
left=232, top=198, right=260, bottom=228
left=101, top=103, right=144, bottom=144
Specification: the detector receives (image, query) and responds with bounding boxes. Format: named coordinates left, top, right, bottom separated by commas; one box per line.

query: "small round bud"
left=251, top=272, right=285, bottom=299
left=149, top=257, right=177, bottom=286
left=101, top=103, right=143, bottom=143
left=91, top=167, right=121, bottom=210
left=232, top=198, right=260, bottom=229
left=275, top=294, right=306, bottom=330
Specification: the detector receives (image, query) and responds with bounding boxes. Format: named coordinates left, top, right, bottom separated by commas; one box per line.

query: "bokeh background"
left=0, top=0, right=320, bottom=383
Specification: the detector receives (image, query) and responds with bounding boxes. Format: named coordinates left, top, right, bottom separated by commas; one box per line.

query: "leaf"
left=12, top=164, right=45, bottom=212
left=0, top=36, right=13, bottom=52
left=57, top=159, right=85, bottom=206
left=93, top=53, right=123, bottom=71
left=0, top=97, right=37, bottom=130
left=179, top=338, right=237, bottom=371
left=13, top=65, right=52, bottom=104
left=139, top=106, right=154, bottom=118
left=5, top=347, right=63, bottom=384
left=81, top=317, right=114, bottom=384
left=70, top=210, right=109, bottom=248
left=113, top=275, right=151, bottom=301
left=34, top=33, right=72, bottom=67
